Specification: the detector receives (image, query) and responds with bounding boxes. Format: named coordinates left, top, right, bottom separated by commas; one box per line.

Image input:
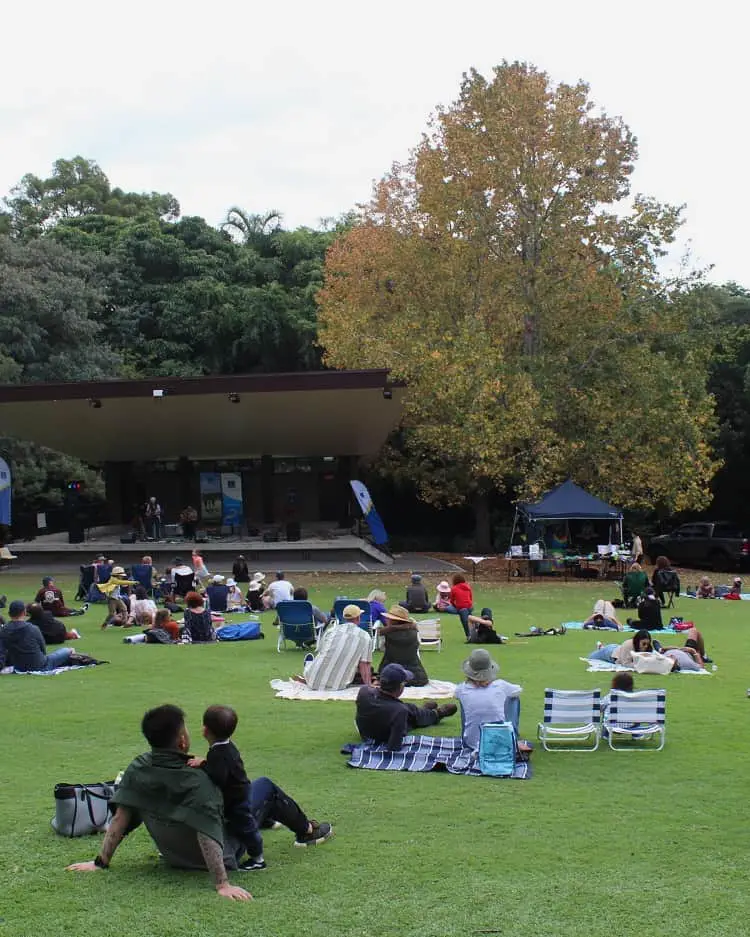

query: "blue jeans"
left=588, top=644, right=618, bottom=661
left=505, top=696, right=521, bottom=733
left=444, top=605, right=472, bottom=637
left=249, top=776, right=309, bottom=839
left=43, top=647, right=74, bottom=670
left=227, top=782, right=264, bottom=859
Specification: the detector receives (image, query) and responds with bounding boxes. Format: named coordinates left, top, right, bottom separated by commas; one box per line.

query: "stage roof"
left=0, top=370, right=405, bottom=463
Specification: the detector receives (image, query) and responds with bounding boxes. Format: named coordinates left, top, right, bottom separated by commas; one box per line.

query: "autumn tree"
left=318, top=62, right=720, bottom=547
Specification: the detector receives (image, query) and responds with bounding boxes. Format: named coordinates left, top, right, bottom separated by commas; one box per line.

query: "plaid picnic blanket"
left=346, top=735, right=532, bottom=779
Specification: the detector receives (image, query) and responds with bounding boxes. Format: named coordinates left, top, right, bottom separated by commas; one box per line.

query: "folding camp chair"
left=603, top=689, right=666, bottom=751
left=173, top=571, right=196, bottom=598
left=275, top=600, right=324, bottom=652
left=653, top=569, right=680, bottom=609
left=416, top=618, right=442, bottom=652
left=332, top=599, right=372, bottom=632
left=130, top=563, right=155, bottom=596
left=537, top=688, right=602, bottom=751
left=76, top=564, right=96, bottom=601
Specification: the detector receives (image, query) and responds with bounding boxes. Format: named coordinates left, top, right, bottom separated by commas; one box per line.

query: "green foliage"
left=0, top=571, right=748, bottom=937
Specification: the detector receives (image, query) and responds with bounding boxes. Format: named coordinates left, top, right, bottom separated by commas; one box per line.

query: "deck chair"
left=603, top=689, right=666, bottom=751
left=332, top=599, right=372, bottom=632
left=130, top=563, right=155, bottom=596
left=416, top=618, right=442, bottom=652
left=537, top=688, right=601, bottom=751
left=173, top=571, right=196, bottom=598
left=275, top=600, right=323, bottom=652
left=76, top=564, right=96, bottom=601
left=653, top=569, right=680, bottom=609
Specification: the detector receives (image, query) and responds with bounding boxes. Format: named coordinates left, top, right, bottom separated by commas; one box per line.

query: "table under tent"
left=506, top=480, right=628, bottom=579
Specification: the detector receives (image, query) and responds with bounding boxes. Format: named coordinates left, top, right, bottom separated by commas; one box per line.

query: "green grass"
left=1, top=571, right=748, bottom=937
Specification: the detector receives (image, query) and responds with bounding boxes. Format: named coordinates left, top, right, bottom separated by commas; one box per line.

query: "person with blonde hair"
left=366, top=589, right=387, bottom=626
left=622, top=562, right=649, bottom=608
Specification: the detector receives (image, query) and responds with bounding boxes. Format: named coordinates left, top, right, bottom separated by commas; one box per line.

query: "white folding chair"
left=603, top=689, right=666, bottom=751
left=416, top=618, right=442, bottom=652
left=537, top=689, right=601, bottom=751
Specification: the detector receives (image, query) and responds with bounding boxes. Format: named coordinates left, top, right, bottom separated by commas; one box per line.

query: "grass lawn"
left=1, top=570, right=749, bottom=937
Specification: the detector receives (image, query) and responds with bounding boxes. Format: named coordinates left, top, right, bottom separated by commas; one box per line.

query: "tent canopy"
left=518, top=480, right=623, bottom=521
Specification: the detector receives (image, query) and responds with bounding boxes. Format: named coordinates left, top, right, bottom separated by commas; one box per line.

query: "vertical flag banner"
left=221, top=472, right=244, bottom=526
left=350, top=480, right=389, bottom=545
left=199, top=472, right=222, bottom=523
left=0, top=458, right=11, bottom=526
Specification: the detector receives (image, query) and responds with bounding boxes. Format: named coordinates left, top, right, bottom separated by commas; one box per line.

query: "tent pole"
left=509, top=509, right=519, bottom=551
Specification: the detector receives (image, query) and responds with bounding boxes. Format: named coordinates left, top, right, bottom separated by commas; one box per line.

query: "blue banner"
left=350, top=480, right=389, bottom=545
left=0, top=458, right=11, bottom=526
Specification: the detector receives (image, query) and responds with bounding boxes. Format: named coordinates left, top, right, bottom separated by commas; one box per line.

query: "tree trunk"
left=473, top=488, right=493, bottom=553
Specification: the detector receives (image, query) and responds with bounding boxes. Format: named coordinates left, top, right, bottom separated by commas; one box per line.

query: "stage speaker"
left=68, top=523, right=85, bottom=545
left=286, top=521, right=301, bottom=542
left=120, top=531, right=138, bottom=544
left=195, top=531, right=209, bottom=544
left=263, top=529, right=280, bottom=543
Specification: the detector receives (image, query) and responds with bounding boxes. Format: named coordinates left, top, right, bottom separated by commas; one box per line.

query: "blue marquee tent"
left=511, top=480, right=623, bottom=546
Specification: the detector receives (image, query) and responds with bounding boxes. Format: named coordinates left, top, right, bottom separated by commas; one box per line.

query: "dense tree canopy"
left=319, top=62, right=722, bottom=543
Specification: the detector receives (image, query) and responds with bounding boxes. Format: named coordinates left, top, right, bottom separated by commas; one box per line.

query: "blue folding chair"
left=276, top=601, right=323, bottom=652
left=332, top=599, right=372, bottom=632
left=130, top=563, right=155, bottom=596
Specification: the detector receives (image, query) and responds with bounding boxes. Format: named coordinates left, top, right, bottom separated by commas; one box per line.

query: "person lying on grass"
left=465, top=607, right=506, bottom=644
left=588, top=629, right=656, bottom=666
left=355, top=663, right=457, bottom=751
left=66, top=704, right=333, bottom=901
left=583, top=599, right=622, bottom=631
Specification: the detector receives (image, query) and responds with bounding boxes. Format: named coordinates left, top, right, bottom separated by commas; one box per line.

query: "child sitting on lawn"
left=188, top=705, right=266, bottom=871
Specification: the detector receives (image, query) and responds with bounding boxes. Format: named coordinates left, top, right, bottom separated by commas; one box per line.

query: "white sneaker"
left=70, top=629, right=81, bottom=639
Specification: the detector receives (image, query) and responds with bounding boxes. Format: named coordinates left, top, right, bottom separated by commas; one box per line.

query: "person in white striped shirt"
left=293, top=605, right=373, bottom=690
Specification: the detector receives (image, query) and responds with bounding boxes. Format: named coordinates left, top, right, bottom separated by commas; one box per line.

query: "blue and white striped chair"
left=603, top=689, right=666, bottom=751
left=537, top=689, right=602, bottom=751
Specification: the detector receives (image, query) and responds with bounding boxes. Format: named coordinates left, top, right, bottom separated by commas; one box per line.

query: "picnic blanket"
left=563, top=621, right=685, bottom=633
left=681, top=593, right=750, bottom=600
left=345, top=735, right=532, bottom=778
left=270, top=679, right=456, bottom=701
left=580, top=657, right=712, bottom=675
left=1, top=664, right=101, bottom=676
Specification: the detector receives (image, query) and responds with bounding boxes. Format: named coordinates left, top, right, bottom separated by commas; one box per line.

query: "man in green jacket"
left=66, top=704, right=332, bottom=900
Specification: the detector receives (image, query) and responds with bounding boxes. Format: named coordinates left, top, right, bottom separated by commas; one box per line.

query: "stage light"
left=88, top=398, right=102, bottom=409
left=67, top=480, right=83, bottom=491
left=228, top=393, right=240, bottom=403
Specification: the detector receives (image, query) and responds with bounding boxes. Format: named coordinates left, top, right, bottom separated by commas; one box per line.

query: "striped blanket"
left=346, top=735, right=532, bottom=778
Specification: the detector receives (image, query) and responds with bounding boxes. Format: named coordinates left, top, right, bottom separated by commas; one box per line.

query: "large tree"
left=318, top=62, right=720, bottom=546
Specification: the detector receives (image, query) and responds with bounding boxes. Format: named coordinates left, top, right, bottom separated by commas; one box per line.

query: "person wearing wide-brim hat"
left=97, top=567, right=138, bottom=629
left=245, top=579, right=264, bottom=612
left=355, top=663, right=457, bottom=751
left=455, top=649, right=523, bottom=751
left=377, top=605, right=429, bottom=687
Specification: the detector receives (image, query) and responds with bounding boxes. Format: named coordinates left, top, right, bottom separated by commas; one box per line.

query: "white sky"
left=1, top=0, right=745, bottom=282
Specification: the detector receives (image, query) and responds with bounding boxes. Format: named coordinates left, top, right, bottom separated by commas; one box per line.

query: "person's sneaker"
left=81, top=603, right=89, bottom=612
left=596, top=641, right=604, bottom=650
left=269, top=821, right=283, bottom=830
left=294, top=820, right=333, bottom=847
left=238, top=857, right=267, bottom=871
left=436, top=703, right=458, bottom=719
left=70, top=629, right=81, bottom=639
left=303, top=653, right=314, bottom=665
left=422, top=700, right=439, bottom=711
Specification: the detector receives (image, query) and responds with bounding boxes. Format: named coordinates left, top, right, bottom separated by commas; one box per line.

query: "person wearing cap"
left=34, top=577, right=85, bottom=618
left=355, top=663, right=457, bottom=751
left=295, top=604, right=373, bottom=690
left=455, top=649, right=523, bottom=750
left=398, top=574, right=431, bottom=614
left=231, top=556, right=250, bottom=584
left=206, top=575, right=230, bottom=613
left=433, top=581, right=452, bottom=612
left=377, top=606, right=428, bottom=686
left=0, top=599, right=76, bottom=672
left=262, top=572, right=294, bottom=610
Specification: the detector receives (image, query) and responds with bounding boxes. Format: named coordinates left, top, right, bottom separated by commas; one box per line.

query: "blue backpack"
left=216, top=621, right=263, bottom=642
left=478, top=722, right=517, bottom=777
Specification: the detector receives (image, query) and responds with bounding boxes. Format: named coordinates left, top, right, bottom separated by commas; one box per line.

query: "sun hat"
left=112, top=566, right=126, bottom=577
left=212, top=574, right=225, bottom=583
left=437, top=580, right=451, bottom=592
left=247, top=581, right=262, bottom=592
left=226, top=578, right=236, bottom=587
left=252, top=571, right=265, bottom=582
left=382, top=605, right=415, bottom=624
left=462, top=648, right=499, bottom=683
left=379, top=663, right=414, bottom=688
left=342, top=604, right=363, bottom=620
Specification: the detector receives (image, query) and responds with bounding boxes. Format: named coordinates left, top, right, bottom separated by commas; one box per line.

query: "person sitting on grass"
left=377, top=605, right=429, bottom=686
left=245, top=577, right=264, bottom=612
left=129, top=586, right=158, bottom=628
left=624, top=588, right=663, bottom=631
left=0, top=599, right=77, bottom=672
left=262, top=571, right=294, bottom=609
left=34, top=577, right=86, bottom=617
left=588, top=629, right=656, bottom=666
left=454, top=648, right=522, bottom=749
left=622, top=563, right=649, bottom=608
left=433, top=580, right=452, bottom=612
left=583, top=599, right=622, bottom=631
left=206, top=575, right=230, bottom=613
left=26, top=603, right=80, bottom=643
left=183, top=592, right=217, bottom=643
left=446, top=573, right=474, bottom=637
left=465, top=607, right=506, bottom=644
left=695, top=576, right=715, bottom=599
left=293, top=604, right=373, bottom=690
left=399, top=574, right=431, bottom=614
left=66, top=704, right=333, bottom=900
left=225, top=579, right=245, bottom=612
left=153, top=608, right=182, bottom=641
left=355, top=663, right=457, bottom=751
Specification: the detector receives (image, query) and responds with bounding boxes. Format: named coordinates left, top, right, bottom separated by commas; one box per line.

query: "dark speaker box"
left=68, top=525, right=85, bottom=545
left=120, top=531, right=138, bottom=544
left=286, top=521, right=301, bottom=542
left=195, top=531, right=209, bottom=544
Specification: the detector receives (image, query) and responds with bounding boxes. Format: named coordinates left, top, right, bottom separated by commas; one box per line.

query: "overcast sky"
left=2, top=0, right=744, bottom=282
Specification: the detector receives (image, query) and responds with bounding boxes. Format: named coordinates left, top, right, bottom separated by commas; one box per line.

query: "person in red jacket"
left=446, top=573, right=474, bottom=638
